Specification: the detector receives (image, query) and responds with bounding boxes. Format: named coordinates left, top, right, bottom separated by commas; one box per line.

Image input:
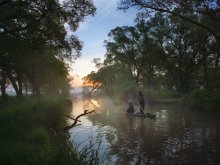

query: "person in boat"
left=126, top=99, right=135, bottom=113
left=138, top=91, right=145, bottom=113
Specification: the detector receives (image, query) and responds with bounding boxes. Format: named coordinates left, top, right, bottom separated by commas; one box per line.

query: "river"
left=68, top=96, right=220, bottom=165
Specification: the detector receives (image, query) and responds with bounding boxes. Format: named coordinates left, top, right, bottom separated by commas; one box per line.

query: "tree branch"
left=65, top=114, right=81, bottom=122
left=63, top=110, right=95, bottom=132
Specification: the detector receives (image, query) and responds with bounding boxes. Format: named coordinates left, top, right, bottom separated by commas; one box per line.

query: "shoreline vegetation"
left=91, top=86, right=220, bottom=112
left=0, top=96, right=98, bottom=164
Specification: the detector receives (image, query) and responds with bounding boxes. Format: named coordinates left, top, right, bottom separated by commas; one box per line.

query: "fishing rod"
left=136, top=103, right=156, bottom=119
left=136, top=103, right=147, bottom=118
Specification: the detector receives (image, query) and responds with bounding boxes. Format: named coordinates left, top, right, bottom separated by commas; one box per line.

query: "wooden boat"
left=145, top=112, right=156, bottom=119
left=127, top=111, right=156, bottom=119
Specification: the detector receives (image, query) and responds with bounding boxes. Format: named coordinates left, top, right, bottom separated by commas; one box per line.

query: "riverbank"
left=0, top=97, right=86, bottom=164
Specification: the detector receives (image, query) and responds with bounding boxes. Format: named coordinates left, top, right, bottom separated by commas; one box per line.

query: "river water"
left=69, top=97, right=220, bottom=165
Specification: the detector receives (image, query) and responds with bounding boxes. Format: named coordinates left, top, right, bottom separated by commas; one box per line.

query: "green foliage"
left=145, top=13, right=212, bottom=92
left=0, top=97, right=85, bottom=164
left=104, top=23, right=161, bottom=87
left=83, top=64, right=127, bottom=96
left=0, top=0, right=96, bottom=97
left=143, top=89, right=182, bottom=100
left=104, top=13, right=216, bottom=92
left=188, top=89, right=220, bottom=111
left=113, top=68, right=138, bottom=102
left=118, top=0, right=220, bottom=41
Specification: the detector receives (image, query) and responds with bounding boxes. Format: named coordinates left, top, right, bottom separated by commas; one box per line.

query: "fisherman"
left=126, top=99, right=135, bottom=113
left=138, top=91, right=145, bottom=113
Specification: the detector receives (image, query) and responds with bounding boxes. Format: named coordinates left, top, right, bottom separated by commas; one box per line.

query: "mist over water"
left=69, top=97, right=220, bottom=164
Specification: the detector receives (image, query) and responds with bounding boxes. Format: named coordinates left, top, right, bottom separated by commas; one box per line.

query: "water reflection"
left=69, top=97, right=220, bottom=165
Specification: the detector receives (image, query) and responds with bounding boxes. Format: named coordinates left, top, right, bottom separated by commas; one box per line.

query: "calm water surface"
left=69, top=97, right=220, bottom=165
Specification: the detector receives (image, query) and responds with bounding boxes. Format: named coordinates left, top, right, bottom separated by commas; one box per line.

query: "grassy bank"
left=0, top=97, right=85, bottom=164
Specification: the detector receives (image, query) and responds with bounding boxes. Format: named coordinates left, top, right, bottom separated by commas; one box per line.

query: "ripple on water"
left=70, top=98, right=220, bottom=165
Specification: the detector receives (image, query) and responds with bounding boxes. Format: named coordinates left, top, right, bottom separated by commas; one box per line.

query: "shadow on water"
left=69, top=97, right=220, bottom=165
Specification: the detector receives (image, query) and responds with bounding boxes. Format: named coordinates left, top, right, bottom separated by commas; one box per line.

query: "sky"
left=70, top=0, right=137, bottom=87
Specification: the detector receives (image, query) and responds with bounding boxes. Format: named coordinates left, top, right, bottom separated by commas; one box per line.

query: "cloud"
left=94, top=0, right=118, bottom=18
left=76, top=0, right=118, bottom=32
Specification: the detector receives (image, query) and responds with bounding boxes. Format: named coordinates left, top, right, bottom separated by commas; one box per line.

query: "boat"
left=127, top=111, right=156, bottom=119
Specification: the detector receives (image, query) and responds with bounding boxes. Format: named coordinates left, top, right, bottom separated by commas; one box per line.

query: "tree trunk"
left=203, top=59, right=209, bottom=88
left=32, top=80, right=40, bottom=97
left=148, top=62, right=154, bottom=89
left=5, top=69, right=22, bottom=97
left=0, top=71, right=7, bottom=97
left=17, top=70, right=23, bottom=97
left=24, top=78, right=28, bottom=96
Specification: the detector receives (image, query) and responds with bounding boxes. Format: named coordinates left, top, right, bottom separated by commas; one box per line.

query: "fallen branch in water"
left=65, top=115, right=81, bottom=122
left=63, top=110, right=95, bottom=133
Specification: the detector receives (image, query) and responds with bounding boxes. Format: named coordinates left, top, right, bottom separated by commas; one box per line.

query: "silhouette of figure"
left=138, top=91, right=145, bottom=113
left=126, top=99, right=135, bottom=113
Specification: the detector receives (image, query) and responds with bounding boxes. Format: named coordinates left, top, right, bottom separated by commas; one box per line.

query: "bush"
left=143, top=89, right=182, bottom=100
left=187, top=89, right=220, bottom=111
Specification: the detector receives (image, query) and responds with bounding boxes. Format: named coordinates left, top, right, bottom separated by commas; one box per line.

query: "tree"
left=147, top=13, right=213, bottom=92
left=103, top=12, right=217, bottom=92
left=198, top=39, right=220, bottom=89
left=118, top=0, right=220, bottom=41
left=82, top=71, right=102, bottom=96
left=0, top=0, right=96, bottom=97
left=105, top=26, right=142, bottom=84
left=83, top=65, right=117, bottom=96
left=104, top=23, right=161, bottom=88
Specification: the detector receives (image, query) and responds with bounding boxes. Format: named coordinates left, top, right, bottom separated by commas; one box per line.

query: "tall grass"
left=0, top=97, right=99, bottom=164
